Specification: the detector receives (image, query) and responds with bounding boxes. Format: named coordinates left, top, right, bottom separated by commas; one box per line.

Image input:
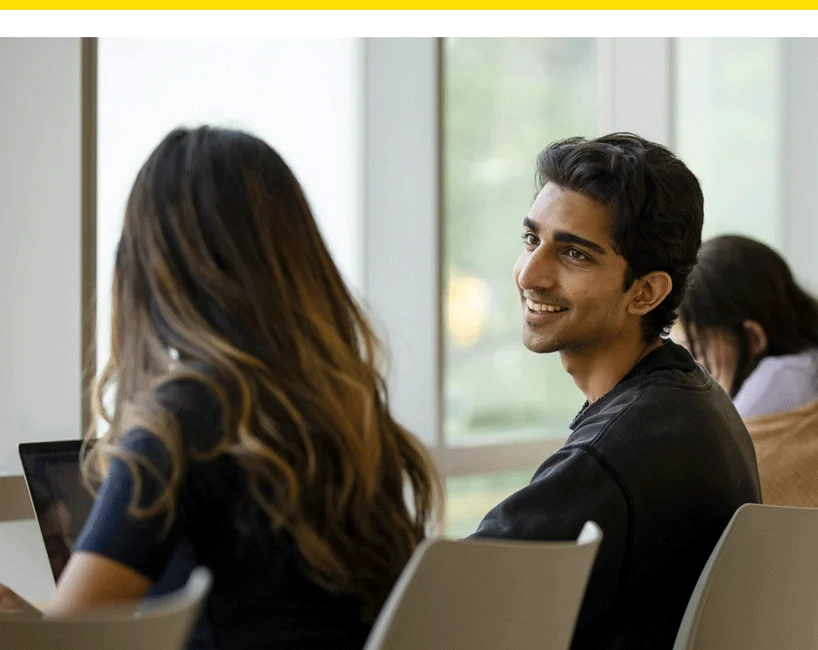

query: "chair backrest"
left=364, top=521, right=602, bottom=650
left=673, top=503, right=818, bottom=650
left=0, top=566, right=212, bottom=650
left=0, top=475, right=35, bottom=522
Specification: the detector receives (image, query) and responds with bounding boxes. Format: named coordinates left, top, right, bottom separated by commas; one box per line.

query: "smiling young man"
left=472, top=134, right=762, bottom=649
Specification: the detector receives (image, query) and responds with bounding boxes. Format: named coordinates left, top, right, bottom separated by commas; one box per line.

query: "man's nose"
left=516, top=247, right=556, bottom=292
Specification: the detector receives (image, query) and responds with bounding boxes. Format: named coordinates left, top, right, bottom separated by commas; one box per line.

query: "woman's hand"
left=0, top=584, right=43, bottom=617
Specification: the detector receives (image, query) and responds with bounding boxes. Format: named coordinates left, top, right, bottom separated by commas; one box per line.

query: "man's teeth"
left=526, top=299, right=567, bottom=313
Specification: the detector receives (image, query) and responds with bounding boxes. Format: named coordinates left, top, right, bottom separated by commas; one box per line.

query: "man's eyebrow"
left=522, top=220, right=608, bottom=255
left=522, top=217, right=538, bottom=234
left=553, top=230, right=607, bottom=255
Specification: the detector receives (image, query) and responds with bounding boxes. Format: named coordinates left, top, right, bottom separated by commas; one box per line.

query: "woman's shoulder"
left=735, top=350, right=818, bottom=418
left=116, top=377, right=225, bottom=464
left=756, top=350, right=818, bottom=376
left=155, top=377, right=224, bottom=448
left=155, top=376, right=222, bottom=420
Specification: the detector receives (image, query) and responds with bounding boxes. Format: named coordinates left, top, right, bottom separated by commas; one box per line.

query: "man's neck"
left=561, top=335, right=663, bottom=404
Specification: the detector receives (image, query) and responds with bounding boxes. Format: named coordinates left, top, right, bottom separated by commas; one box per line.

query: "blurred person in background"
left=674, top=234, right=818, bottom=507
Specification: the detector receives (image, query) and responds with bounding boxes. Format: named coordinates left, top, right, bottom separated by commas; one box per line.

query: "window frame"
left=83, top=35, right=811, bottom=498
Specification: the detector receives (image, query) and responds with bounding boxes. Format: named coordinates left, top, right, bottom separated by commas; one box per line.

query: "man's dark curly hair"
left=536, top=133, right=704, bottom=340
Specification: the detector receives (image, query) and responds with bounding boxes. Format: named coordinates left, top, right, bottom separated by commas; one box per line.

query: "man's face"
left=513, top=184, right=637, bottom=355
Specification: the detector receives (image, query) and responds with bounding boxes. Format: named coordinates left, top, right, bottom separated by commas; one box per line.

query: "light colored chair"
left=0, top=475, right=35, bottom=522
left=364, top=521, right=602, bottom=650
left=0, top=566, right=212, bottom=650
left=673, top=503, right=818, bottom=650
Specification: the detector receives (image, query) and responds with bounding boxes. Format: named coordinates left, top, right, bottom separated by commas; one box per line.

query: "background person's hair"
left=85, top=126, right=441, bottom=620
left=679, top=234, right=818, bottom=397
left=535, top=133, right=704, bottom=340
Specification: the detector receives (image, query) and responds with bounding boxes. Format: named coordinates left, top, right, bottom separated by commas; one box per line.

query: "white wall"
left=364, top=38, right=441, bottom=448
left=598, top=38, right=671, bottom=144
left=96, top=37, right=363, bottom=376
left=783, top=38, right=818, bottom=293
left=0, top=38, right=83, bottom=475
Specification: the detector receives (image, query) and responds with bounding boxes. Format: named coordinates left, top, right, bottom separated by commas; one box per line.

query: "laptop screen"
left=18, top=441, right=96, bottom=583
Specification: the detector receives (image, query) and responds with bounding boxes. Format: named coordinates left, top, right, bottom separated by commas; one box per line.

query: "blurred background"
left=1, top=37, right=816, bottom=536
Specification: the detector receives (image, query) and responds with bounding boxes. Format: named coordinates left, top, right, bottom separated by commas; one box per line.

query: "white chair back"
left=673, top=504, right=818, bottom=650
left=0, top=566, right=212, bottom=650
left=364, top=522, right=602, bottom=650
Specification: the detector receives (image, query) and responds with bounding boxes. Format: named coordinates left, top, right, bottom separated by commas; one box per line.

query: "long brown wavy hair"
left=84, top=126, right=441, bottom=620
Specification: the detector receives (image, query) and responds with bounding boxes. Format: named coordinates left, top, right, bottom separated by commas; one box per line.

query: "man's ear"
left=626, top=271, right=673, bottom=317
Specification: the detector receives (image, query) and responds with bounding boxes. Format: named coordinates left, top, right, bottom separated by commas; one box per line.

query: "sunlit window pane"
left=443, top=38, right=597, bottom=446
left=674, top=38, right=782, bottom=248
left=445, top=470, right=536, bottom=539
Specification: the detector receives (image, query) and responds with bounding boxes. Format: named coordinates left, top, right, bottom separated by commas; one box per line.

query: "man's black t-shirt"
left=74, top=380, right=371, bottom=650
left=472, top=340, right=762, bottom=649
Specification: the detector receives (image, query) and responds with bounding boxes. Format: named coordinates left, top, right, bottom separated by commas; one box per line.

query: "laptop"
left=18, top=440, right=96, bottom=583
left=17, top=440, right=203, bottom=593
left=17, top=439, right=214, bottom=644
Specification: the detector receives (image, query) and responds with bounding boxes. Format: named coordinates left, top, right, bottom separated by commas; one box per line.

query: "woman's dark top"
left=75, top=380, right=371, bottom=649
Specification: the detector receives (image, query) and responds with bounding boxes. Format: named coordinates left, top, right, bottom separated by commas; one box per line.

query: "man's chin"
left=522, top=333, right=563, bottom=354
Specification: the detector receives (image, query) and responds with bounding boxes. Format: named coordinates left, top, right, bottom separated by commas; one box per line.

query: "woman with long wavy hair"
left=0, top=126, right=441, bottom=648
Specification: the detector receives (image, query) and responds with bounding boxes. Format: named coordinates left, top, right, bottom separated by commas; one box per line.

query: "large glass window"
left=673, top=38, right=783, bottom=247
left=96, top=38, right=363, bottom=379
left=440, top=37, right=786, bottom=534
left=442, top=37, right=598, bottom=533
left=443, top=38, right=597, bottom=448
left=445, top=469, right=537, bottom=538
left=88, top=37, right=790, bottom=538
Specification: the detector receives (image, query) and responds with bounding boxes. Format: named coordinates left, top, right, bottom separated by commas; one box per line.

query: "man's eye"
left=522, top=233, right=538, bottom=246
left=567, top=248, right=589, bottom=261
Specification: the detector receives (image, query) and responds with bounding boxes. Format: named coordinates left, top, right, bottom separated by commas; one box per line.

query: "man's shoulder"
left=563, top=365, right=757, bottom=509
left=569, top=364, right=741, bottom=451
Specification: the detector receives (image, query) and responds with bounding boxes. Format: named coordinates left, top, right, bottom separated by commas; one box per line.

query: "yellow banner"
left=1, top=5, right=817, bottom=9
